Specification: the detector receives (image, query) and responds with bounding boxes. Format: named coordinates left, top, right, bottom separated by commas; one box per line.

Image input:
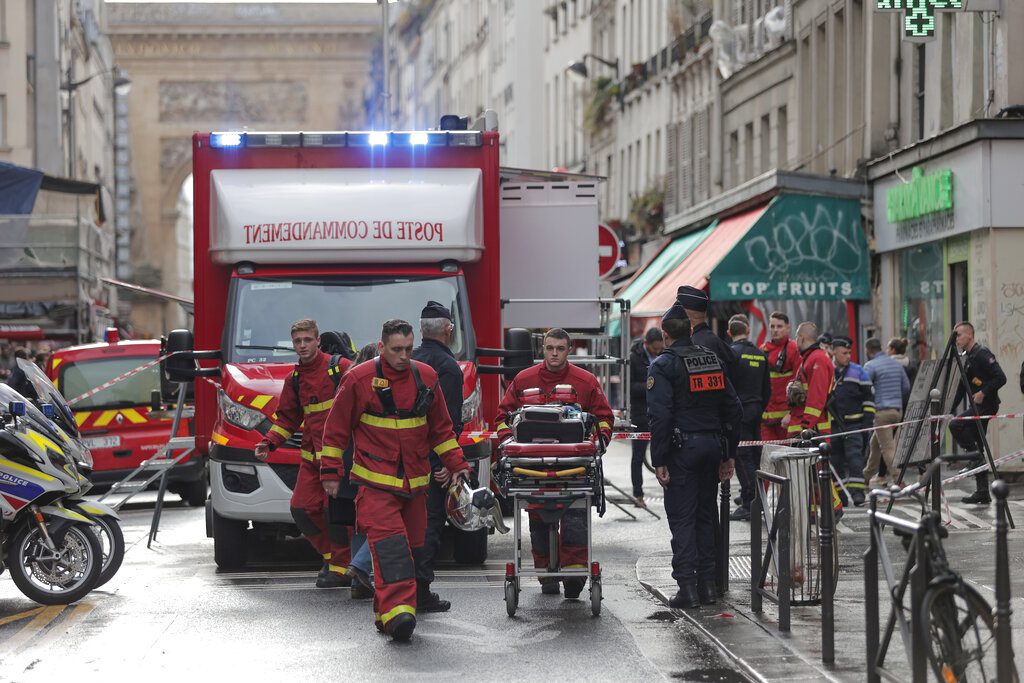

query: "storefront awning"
left=632, top=204, right=769, bottom=317
left=610, top=224, right=713, bottom=335
left=709, top=194, right=869, bottom=301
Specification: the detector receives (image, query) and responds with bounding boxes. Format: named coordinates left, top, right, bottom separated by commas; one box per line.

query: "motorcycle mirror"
left=41, top=403, right=56, bottom=419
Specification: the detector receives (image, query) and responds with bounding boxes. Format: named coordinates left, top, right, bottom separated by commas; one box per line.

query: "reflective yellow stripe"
left=864, top=406, right=876, bottom=413
left=270, top=425, right=292, bottom=439
left=496, top=422, right=508, bottom=431
left=380, top=604, right=415, bottom=625
left=211, top=431, right=229, bottom=445
left=433, top=439, right=458, bottom=456
left=408, top=474, right=431, bottom=489
left=120, top=409, right=147, bottom=424
left=769, top=371, right=793, bottom=379
left=845, top=413, right=864, bottom=421
left=0, top=456, right=56, bottom=481
left=93, top=410, right=119, bottom=427
left=74, top=412, right=88, bottom=427
left=301, top=450, right=315, bottom=462
left=359, top=413, right=427, bottom=430
left=787, top=425, right=804, bottom=434
left=250, top=394, right=273, bottom=410
left=762, top=410, right=788, bottom=419
left=303, top=399, right=334, bottom=415
left=25, top=430, right=63, bottom=457
left=320, top=445, right=344, bottom=460
left=804, top=406, right=822, bottom=418
left=351, top=463, right=406, bottom=489
left=740, top=354, right=764, bottom=361
left=322, top=552, right=331, bottom=560
left=598, top=421, right=611, bottom=430
left=563, top=563, right=586, bottom=569
left=327, top=564, right=349, bottom=574
left=52, top=357, right=63, bottom=369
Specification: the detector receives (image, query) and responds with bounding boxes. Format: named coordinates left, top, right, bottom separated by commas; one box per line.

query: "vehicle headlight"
left=219, top=389, right=265, bottom=430
left=461, top=380, right=481, bottom=425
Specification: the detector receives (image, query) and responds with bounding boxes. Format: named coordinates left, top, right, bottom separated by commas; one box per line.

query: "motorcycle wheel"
left=89, top=515, right=125, bottom=588
left=9, top=522, right=102, bottom=605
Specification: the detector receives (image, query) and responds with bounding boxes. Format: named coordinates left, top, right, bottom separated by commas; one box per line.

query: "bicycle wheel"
left=919, top=580, right=1006, bottom=683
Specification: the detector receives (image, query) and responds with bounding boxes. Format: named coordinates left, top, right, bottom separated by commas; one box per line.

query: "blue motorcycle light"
left=41, top=403, right=56, bottom=419
left=9, top=401, right=26, bottom=417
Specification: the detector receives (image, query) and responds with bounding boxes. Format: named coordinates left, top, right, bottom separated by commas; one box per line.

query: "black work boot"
left=347, top=564, right=375, bottom=595
left=697, top=581, right=718, bottom=605
left=540, top=580, right=561, bottom=595
left=316, top=569, right=352, bottom=588
left=563, top=578, right=586, bottom=599
left=351, top=583, right=373, bottom=599
left=417, top=581, right=452, bottom=613
left=962, top=473, right=992, bottom=504
left=669, top=585, right=700, bottom=609
left=387, top=613, right=416, bottom=642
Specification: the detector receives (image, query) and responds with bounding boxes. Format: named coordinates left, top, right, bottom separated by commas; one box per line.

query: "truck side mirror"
left=503, top=328, right=533, bottom=382
left=163, top=329, right=197, bottom=384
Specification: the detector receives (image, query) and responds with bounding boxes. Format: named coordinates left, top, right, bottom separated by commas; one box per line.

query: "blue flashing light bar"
left=207, top=131, right=483, bottom=149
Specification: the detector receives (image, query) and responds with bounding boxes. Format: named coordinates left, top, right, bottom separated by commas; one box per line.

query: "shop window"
left=900, top=241, right=945, bottom=368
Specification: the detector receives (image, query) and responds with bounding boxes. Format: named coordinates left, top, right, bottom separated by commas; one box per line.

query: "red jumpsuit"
left=496, top=363, right=613, bottom=575
left=320, top=359, right=468, bottom=634
left=787, top=344, right=842, bottom=512
left=760, top=338, right=799, bottom=442
left=259, top=351, right=351, bottom=574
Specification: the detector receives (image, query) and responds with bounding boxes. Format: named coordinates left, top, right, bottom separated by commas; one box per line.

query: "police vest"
left=666, top=344, right=727, bottom=411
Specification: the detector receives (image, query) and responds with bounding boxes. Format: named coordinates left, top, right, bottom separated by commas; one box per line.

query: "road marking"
left=33, top=602, right=95, bottom=649
left=0, top=607, right=45, bottom=628
left=945, top=503, right=992, bottom=529
left=0, top=605, right=65, bottom=654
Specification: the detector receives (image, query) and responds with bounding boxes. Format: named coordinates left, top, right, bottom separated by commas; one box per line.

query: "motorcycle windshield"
left=17, top=358, right=81, bottom=439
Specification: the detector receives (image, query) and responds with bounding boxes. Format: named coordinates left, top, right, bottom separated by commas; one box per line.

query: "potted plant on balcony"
left=583, top=76, right=620, bottom=138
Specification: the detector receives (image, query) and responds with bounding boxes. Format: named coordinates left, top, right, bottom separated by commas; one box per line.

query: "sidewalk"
left=635, top=482, right=1024, bottom=682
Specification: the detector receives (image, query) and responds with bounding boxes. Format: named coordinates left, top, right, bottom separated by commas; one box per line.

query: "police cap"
left=675, top=285, right=709, bottom=312
left=421, top=300, right=453, bottom=321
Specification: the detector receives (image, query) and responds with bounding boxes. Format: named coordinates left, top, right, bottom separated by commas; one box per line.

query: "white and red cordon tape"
left=66, top=351, right=180, bottom=405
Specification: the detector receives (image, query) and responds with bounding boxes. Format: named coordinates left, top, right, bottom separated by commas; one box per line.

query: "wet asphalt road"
left=0, top=443, right=749, bottom=683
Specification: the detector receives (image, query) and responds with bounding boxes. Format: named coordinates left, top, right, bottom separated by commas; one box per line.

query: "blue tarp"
left=0, top=162, right=44, bottom=214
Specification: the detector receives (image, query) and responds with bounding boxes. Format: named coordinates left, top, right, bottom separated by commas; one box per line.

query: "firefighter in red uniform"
left=320, top=319, right=469, bottom=642
left=782, top=321, right=843, bottom=515
left=495, top=328, right=613, bottom=599
left=760, top=311, right=800, bottom=442
left=255, top=319, right=352, bottom=588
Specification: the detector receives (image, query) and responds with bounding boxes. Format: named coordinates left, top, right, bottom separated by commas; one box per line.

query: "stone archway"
left=107, top=2, right=378, bottom=337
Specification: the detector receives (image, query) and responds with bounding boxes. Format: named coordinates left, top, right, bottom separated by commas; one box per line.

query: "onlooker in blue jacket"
left=863, top=337, right=910, bottom=486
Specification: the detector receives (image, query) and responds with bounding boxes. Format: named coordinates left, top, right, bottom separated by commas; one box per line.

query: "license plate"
left=83, top=435, right=121, bottom=449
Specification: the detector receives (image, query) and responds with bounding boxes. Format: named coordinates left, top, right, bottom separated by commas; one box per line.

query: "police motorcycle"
left=11, top=359, right=125, bottom=590
left=0, top=379, right=104, bottom=604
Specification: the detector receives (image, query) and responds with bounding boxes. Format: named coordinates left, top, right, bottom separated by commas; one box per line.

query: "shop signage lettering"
left=243, top=219, right=445, bottom=245
left=886, top=167, right=953, bottom=223
left=724, top=281, right=855, bottom=298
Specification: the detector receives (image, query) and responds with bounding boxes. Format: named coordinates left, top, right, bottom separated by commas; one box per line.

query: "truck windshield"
left=60, top=357, right=161, bottom=411
left=227, top=275, right=468, bottom=364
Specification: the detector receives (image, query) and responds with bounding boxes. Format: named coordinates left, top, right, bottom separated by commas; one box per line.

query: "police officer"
left=829, top=336, right=875, bottom=507
left=726, top=314, right=769, bottom=521
left=648, top=299, right=742, bottom=609
left=411, top=301, right=464, bottom=612
left=675, top=285, right=737, bottom=379
left=949, top=321, right=1006, bottom=505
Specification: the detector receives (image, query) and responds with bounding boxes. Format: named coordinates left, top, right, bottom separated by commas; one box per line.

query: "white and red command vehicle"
left=47, top=331, right=205, bottom=505
left=173, top=124, right=603, bottom=570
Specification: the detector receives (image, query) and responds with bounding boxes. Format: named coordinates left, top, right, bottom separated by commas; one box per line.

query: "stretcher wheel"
left=590, top=578, right=602, bottom=617
left=505, top=578, right=519, bottom=617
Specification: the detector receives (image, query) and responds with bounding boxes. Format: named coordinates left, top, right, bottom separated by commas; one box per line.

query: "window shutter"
left=695, top=108, right=710, bottom=201
left=679, top=117, right=693, bottom=210
left=664, top=122, right=678, bottom=217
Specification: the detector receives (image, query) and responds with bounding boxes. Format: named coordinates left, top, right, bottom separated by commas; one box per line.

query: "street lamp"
left=566, top=54, right=620, bottom=79
left=60, top=68, right=132, bottom=178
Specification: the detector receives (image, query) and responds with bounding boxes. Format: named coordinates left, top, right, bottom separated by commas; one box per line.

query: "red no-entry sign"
left=598, top=224, right=621, bottom=279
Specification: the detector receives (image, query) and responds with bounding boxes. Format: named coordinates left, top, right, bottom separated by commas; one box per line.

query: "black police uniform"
left=411, top=306, right=465, bottom=609
left=728, top=339, right=770, bottom=514
left=648, top=337, right=742, bottom=604
left=949, top=342, right=1006, bottom=501
left=629, top=338, right=657, bottom=498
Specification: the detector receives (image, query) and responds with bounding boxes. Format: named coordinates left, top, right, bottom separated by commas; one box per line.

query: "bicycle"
left=865, top=459, right=1011, bottom=683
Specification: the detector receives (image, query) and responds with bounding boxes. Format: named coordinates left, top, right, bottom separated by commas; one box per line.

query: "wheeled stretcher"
left=495, top=404, right=606, bottom=617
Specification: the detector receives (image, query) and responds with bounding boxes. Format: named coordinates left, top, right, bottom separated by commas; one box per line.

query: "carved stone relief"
left=158, top=80, right=308, bottom=123
left=159, top=138, right=192, bottom=183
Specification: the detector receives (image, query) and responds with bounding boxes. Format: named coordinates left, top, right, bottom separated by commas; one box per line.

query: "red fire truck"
left=171, top=123, right=604, bottom=570
left=47, top=330, right=205, bottom=505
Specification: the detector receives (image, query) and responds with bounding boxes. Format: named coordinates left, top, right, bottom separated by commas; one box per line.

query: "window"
left=0, top=0, right=7, bottom=43
left=777, top=106, right=788, bottom=169
left=744, top=122, right=754, bottom=182
left=728, top=130, right=739, bottom=188
left=760, top=114, right=771, bottom=173
left=0, top=94, right=6, bottom=147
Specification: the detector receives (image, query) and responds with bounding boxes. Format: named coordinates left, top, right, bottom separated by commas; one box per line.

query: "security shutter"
left=695, top=108, right=710, bottom=202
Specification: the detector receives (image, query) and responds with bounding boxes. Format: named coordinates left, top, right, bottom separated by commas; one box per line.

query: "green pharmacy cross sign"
left=876, top=0, right=963, bottom=41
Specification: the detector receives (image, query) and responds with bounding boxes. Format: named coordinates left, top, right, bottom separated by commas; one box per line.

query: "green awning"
left=710, top=194, right=869, bottom=301
left=609, top=223, right=713, bottom=336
